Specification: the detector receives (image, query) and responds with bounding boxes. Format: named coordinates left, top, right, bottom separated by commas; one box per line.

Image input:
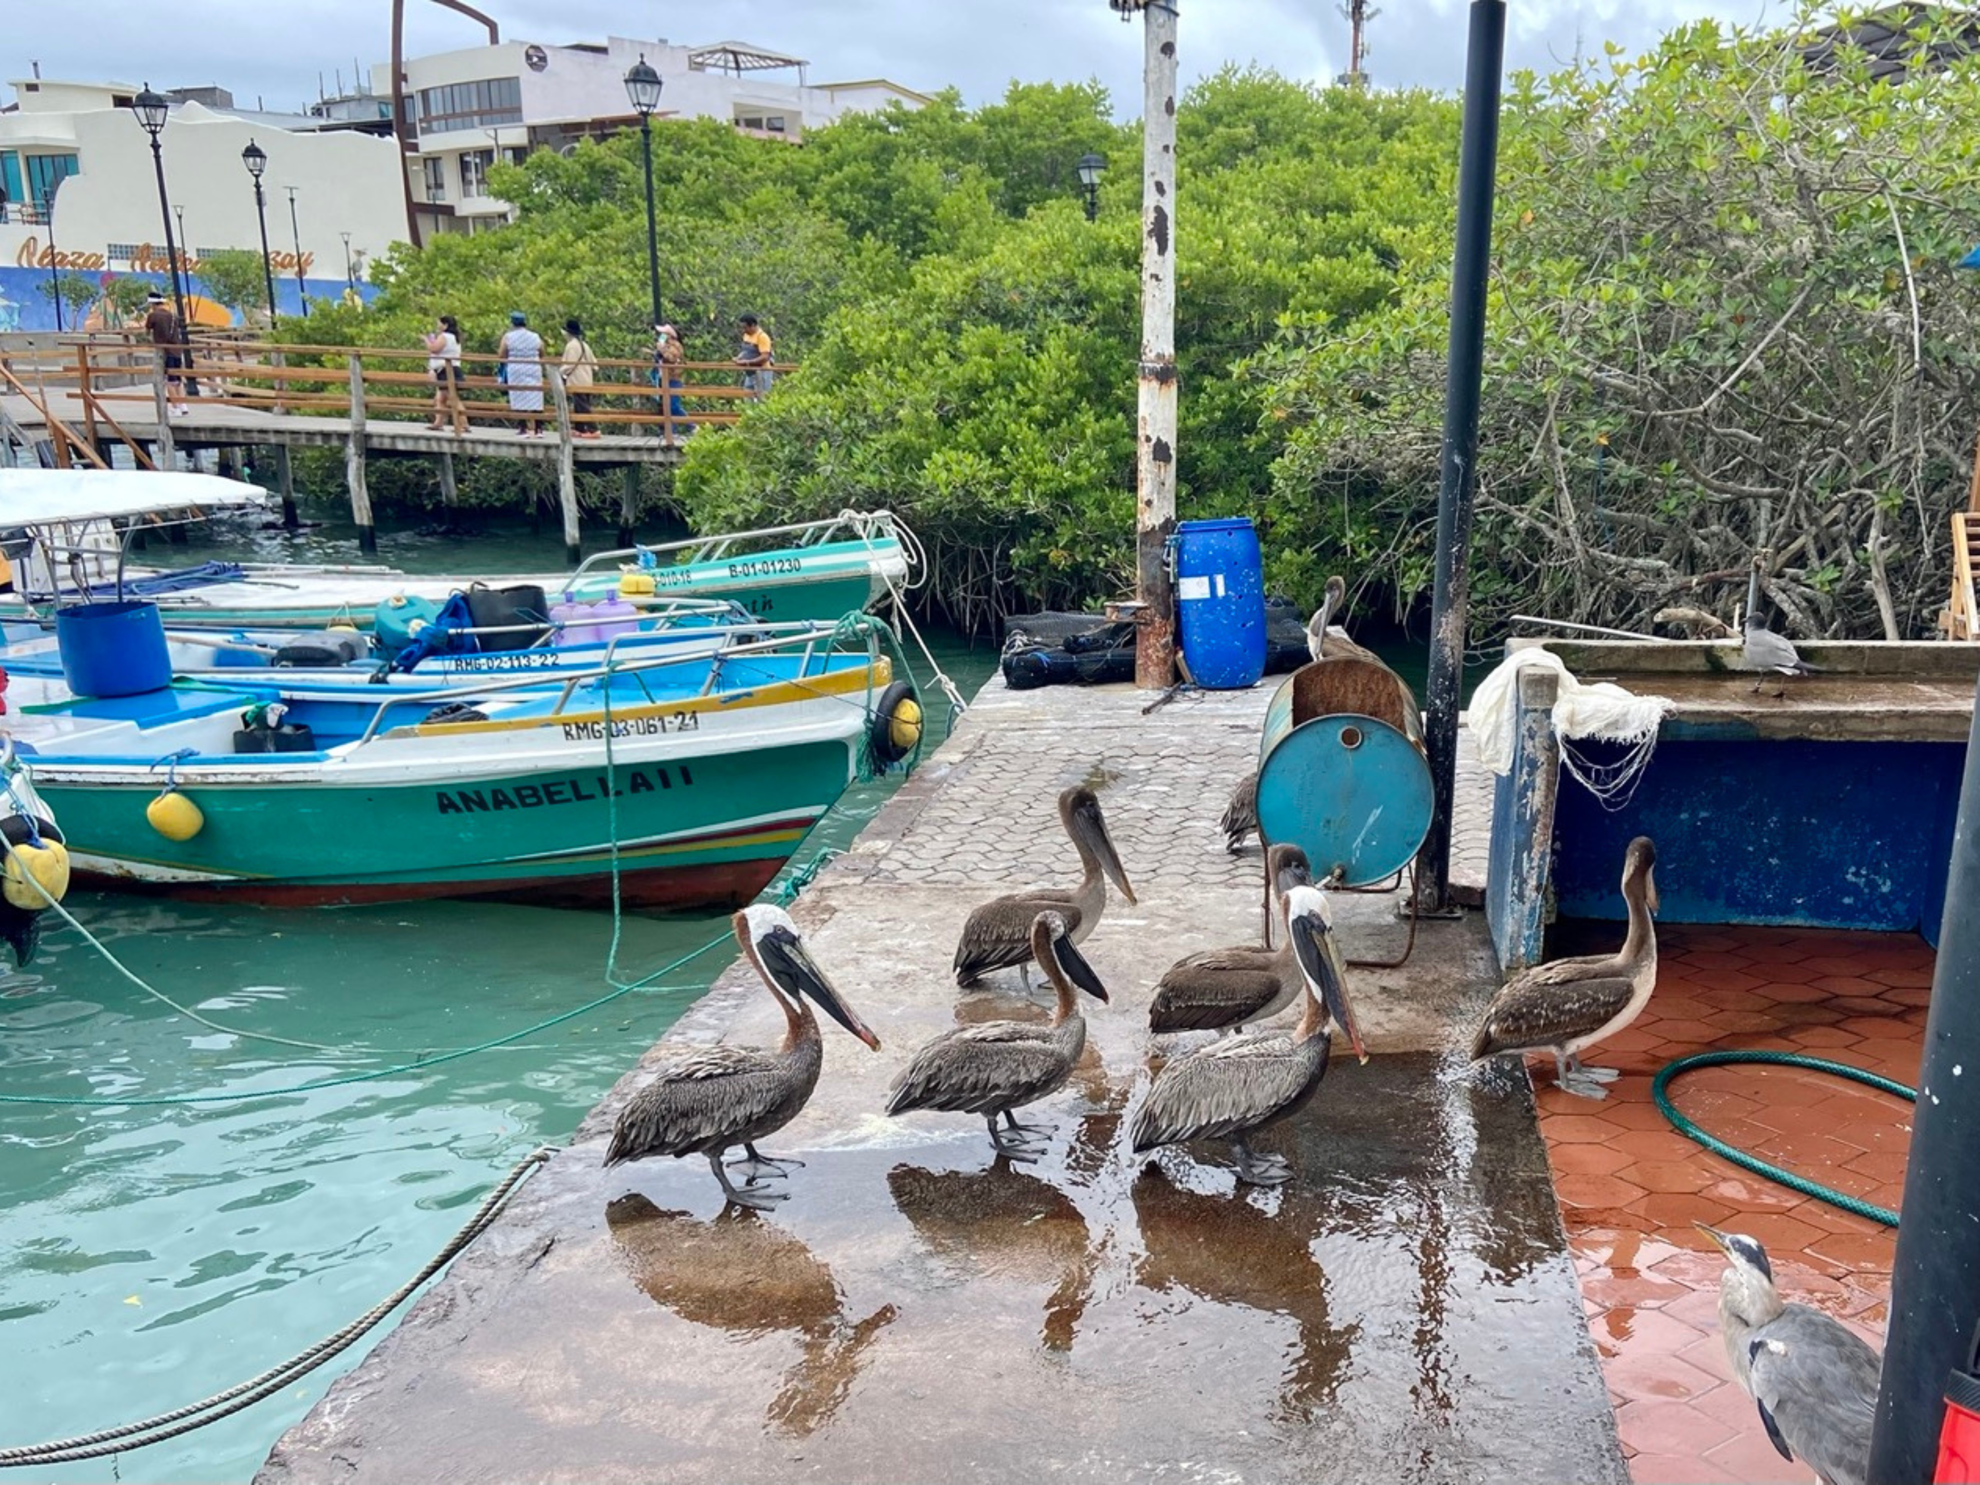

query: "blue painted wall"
left=0, top=266, right=373, bottom=333
left=1552, top=737, right=1964, bottom=941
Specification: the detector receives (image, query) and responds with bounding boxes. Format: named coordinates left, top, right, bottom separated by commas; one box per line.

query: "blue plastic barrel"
left=54, top=601, right=173, bottom=697
left=1174, top=517, right=1266, bottom=689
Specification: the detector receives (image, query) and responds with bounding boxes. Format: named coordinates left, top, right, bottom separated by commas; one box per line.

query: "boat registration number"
left=726, top=556, right=803, bottom=579
left=559, top=711, right=700, bottom=741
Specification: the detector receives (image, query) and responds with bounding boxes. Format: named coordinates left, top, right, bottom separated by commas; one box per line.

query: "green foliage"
left=37, top=272, right=97, bottom=321
left=197, top=248, right=271, bottom=318
left=1263, top=6, right=1980, bottom=638
left=101, top=276, right=155, bottom=322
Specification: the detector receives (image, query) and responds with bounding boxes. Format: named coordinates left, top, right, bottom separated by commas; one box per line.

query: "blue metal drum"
left=1255, top=700, right=1433, bottom=886
left=1173, top=517, right=1266, bottom=690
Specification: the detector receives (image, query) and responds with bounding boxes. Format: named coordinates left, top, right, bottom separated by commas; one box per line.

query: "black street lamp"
left=1077, top=151, right=1106, bottom=221
left=340, top=231, right=354, bottom=290
left=132, top=84, right=194, bottom=377
left=40, top=181, right=63, bottom=332
left=241, top=138, right=279, bottom=320
left=285, top=185, right=308, bottom=317
left=624, top=55, right=664, bottom=331
left=173, top=205, right=189, bottom=302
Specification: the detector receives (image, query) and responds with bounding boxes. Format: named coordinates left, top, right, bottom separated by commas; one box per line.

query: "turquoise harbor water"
left=0, top=516, right=993, bottom=1482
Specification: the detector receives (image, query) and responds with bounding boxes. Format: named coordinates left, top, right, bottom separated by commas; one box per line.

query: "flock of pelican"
left=605, top=778, right=1376, bottom=1211
left=604, top=573, right=1668, bottom=1214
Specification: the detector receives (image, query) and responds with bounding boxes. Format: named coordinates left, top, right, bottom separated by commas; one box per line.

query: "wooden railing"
left=69, top=332, right=790, bottom=445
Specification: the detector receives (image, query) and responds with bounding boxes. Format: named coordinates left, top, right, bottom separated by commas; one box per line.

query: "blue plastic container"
left=1173, top=517, right=1266, bottom=689
left=54, top=600, right=173, bottom=697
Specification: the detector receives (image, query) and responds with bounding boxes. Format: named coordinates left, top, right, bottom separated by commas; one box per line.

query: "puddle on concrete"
left=487, top=1055, right=1617, bottom=1483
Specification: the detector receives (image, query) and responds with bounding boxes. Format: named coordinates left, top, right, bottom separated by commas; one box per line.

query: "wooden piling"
left=619, top=465, right=638, bottom=547
left=276, top=445, right=299, bottom=531
left=438, top=450, right=459, bottom=509
left=346, top=353, right=376, bottom=555
left=151, top=352, right=175, bottom=468
left=548, top=370, right=581, bottom=565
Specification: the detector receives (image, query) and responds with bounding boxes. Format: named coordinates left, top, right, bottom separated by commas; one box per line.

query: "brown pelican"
left=894, top=912, right=1107, bottom=1159
left=1151, top=845, right=1313, bottom=1034
left=952, top=785, right=1135, bottom=991
left=1740, top=557, right=1818, bottom=692
left=604, top=904, right=881, bottom=1210
left=1697, top=1225, right=1880, bottom=1485
left=1218, top=771, right=1259, bottom=855
left=1130, top=885, right=1367, bottom=1186
left=1469, top=836, right=1658, bottom=1099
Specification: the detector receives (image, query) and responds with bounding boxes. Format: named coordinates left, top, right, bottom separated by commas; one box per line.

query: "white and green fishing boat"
left=8, top=628, right=922, bottom=910
left=0, top=471, right=919, bottom=629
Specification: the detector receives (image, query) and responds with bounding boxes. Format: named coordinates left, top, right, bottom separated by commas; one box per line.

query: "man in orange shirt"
left=735, top=314, right=774, bottom=399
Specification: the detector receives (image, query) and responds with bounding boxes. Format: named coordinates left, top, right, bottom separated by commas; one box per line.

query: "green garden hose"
left=1653, top=1050, right=1914, bottom=1228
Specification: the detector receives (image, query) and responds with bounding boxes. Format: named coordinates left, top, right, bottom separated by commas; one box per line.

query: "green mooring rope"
left=1653, top=1050, right=1914, bottom=1228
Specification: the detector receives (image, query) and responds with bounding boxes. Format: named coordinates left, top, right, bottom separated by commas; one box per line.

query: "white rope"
left=1470, top=647, right=1673, bottom=813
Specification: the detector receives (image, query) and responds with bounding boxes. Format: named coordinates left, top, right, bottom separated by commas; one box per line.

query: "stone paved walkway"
left=261, top=677, right=1613, bottom=1485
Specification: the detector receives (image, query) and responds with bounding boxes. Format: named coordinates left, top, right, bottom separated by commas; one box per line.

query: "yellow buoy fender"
left=147, top=790, right=205, bottom=842
left=619, top=573, right=657, bottom=597
left=867, top=680, right=923, bottom=767
left=2, top=838, right=70, bottom=909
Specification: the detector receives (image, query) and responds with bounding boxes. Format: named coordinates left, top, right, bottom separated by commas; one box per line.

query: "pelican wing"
left=1747, top=1307, right=1880, bottom=1485
left=953, top=890, right=1081, bottom=982
left=1219, top=772, right=1258, bottom=852
left=1470, top=972, right=1636, bottom=1060
left=604, top=1044, right=790, bottom=1165
left=1130, top=1030, right=1326, bottom=1150
left=886, top=1020, right=1074, bottom=1116
left=1148, top=948, right=1283, bottom=1033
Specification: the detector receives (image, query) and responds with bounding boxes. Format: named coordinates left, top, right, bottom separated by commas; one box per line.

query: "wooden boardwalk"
left=0, top=331, right=781, bottom=559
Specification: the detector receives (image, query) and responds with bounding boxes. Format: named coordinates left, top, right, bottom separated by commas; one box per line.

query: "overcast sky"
left=12, top=1, right=1774, bottom=116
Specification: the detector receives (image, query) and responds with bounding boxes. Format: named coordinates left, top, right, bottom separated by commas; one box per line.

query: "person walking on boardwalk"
left=560, top=318, right=600, bottom=438
left=735, top=313, right=773, bottom=399
left=653, top=322, right=691, bottom=434
left=144, top=290, right=189, bottom=417
left=498, top=310, right=545, bottom=437
left=423, top=314, right=467, bottom=434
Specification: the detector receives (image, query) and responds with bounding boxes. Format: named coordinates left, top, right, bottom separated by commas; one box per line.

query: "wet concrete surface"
left=259, top=681, right=1624, bottom=1484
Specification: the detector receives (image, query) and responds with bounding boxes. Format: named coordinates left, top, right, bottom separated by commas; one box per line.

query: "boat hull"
left=36, top=738, right=856, bottom=911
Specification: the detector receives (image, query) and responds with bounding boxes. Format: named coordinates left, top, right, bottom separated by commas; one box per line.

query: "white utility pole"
left=1118, top=0, right=1179, bottom=688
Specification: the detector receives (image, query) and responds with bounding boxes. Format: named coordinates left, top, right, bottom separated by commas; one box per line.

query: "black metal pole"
left=1084, top=183, right=1099, bottom=222
left=1868, top=670, right=1980, bottom=1483
left=287, top=188, right=308, bottom=317
left=252, top=180, right=278, bottom=321
left=1416, top=0, right=1506, bottom=911
left=42, top=195, right=61, bottom=332
left=146, top=135, right=195, bottom=381
left=639, top=115, right=661, bottom=329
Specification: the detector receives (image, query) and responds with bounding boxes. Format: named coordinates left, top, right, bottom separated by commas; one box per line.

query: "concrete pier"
left=258, top=680, right=1624, bottom=1485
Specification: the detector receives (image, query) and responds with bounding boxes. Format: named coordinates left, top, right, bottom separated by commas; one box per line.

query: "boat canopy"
left=0, top=470, right=268, bottom=528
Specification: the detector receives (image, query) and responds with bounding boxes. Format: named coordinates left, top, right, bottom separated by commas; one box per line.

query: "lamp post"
left=340, top=231, right=354, bottom=290
left=40, top=182, right=62, bottom=332
left=241, top=139, right=279, bottom=320
left=132, top=84, right=194, bottom=379
left=1077, top=152, right=1106, bottom=222
left=624, top=55, right=664, bottom=331
left=285, top=185, right=308, bottom=317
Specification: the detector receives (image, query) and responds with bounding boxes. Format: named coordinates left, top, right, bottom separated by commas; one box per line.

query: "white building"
left=0, top=78, right=405, bottom=331
left=378, top=36, right=929, bottom=239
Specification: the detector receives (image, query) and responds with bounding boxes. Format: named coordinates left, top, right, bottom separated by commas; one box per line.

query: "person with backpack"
left=144, top=290, right=189, bottom=417
left=423, top=314, right=467, bottom=434
left=560, top=318, right=600, bottom=438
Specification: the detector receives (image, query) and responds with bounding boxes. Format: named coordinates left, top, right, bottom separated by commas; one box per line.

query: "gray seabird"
left=953, top=785, right=1135, bottom=991
left=604, top=904, right=881, bottom=1211
left=890, top=912, right=1108, bottom=1159
left=1469, top=836, right=1658, bottom=1099
left=1741, top=557, right=1818, bottom=691
left=1150, top=844, right=1313, bottom=1033
left=1131, top=884, right=1368, bottom=1187
left=1698, top=1225, right=1881, bottom=1485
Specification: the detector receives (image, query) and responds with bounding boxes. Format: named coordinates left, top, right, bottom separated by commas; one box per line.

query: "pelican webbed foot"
left=986, top=1114, right=1047, bottom=1161
left=1231, top=1140, right=1294, bottom=1187
left=727, top=1143, right=806, bottom=1180
left=708, top=1152, right=790, bottom=1210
